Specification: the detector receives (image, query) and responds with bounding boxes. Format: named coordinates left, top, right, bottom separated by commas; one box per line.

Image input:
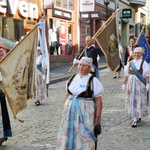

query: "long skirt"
left=33, top=69, right=47, bottom=101
left=0, top=89, right=12, bottom=138
left=125, top=75, right=148, bottom=119
left=56, top=98, right=96, bottom=150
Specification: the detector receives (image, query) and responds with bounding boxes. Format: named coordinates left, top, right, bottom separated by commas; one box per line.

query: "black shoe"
left=0, top=137, right=7, bottom=145
left=137, top=118, right=141, bottom=123
left=35, top=101, right=40, bottom=106
left=132, top=122, right=137, bottom=128
left=113, top=76, right=116, bottom=79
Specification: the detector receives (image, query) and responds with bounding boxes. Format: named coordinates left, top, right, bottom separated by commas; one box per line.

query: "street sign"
left=122, top=9, right=132, bottom=18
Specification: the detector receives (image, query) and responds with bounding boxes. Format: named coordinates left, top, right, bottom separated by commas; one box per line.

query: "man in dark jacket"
left=73, top=36, right=99, bottom=78
left=124, top=36, right=136, bottom=65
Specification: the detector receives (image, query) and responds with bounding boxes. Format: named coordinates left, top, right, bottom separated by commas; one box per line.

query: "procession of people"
left=54, top=30, right=150, bottom=150
left=0, top=15, right=150, bottom=150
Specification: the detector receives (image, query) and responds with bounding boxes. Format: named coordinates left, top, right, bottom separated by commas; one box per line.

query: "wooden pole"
left=135, top=26, right=145, bottom=45
left=68, top=47, right=87, bottom=72
left=93, top=8, right=121, bottom=40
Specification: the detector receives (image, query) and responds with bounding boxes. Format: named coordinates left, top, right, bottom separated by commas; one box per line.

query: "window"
left=56, top=0, right=61, bottom=7
left=86, top=25, right=91, bottom=36
left=141, top=13, right=145, bottom=24
left=68, top=24, right=73, bottom=55
left=49, top=19, right=61, bottom=55
left=49, top=19, right=73, bottom=55
left=69, top=0, right=73, bottom=10
left=63, top=0, right=67, bottom=9
left=129, top=25, right=134, bottom=35
left=55, top=0, right=74, bottom=10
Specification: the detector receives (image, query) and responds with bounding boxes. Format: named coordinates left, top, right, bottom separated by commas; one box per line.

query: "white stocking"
left=133, top=118, right=137, bottom=122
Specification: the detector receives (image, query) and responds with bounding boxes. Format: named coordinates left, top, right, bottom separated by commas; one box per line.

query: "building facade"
left=0, top=0, right=42, bottom=43
left=79, top=0, right=150, bottom=51
left=43, top=0, right=79, bottom=68
left=118, top=0, right=149, bottom=47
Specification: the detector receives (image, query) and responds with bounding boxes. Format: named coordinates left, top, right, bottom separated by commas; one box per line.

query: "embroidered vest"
left=129, top=59, right=144, bottom=74
left=67, top=74, right=94, bottom=98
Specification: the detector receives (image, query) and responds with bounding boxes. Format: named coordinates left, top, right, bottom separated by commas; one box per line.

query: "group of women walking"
left=56, top=36, right=150, bottom=149
left=122, top=47, right=150, bottom=127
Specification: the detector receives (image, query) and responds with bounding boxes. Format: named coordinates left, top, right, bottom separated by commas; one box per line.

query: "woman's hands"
left=94, top=117, right=101, bottom=127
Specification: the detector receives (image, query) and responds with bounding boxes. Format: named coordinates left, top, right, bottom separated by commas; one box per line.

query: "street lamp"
left=104, top=0, right=110, bottom=20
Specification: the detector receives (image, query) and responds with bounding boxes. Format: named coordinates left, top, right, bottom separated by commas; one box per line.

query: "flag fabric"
left=93, top=11, right=120, bottom=72
left=137, top=32, right=150, bottom=63
left=0, top=26, right=38, bottom=120
left=37, top=20, right=50, bottom=84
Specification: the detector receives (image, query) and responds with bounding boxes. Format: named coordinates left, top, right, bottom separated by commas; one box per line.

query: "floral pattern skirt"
left=56, top=98, right=96, bottom=150
left=125, top=75, right=148, bottom=119
left=33, top=69, right=47, bottom=101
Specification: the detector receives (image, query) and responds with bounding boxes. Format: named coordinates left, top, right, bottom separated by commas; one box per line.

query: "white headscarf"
left=79, top=57, right=93, bottom=67
left=134, top=47, right=142, bottom=53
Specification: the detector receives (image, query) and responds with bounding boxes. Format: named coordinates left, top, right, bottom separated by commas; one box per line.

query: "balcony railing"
left=129, top=0, right=146, bottom=7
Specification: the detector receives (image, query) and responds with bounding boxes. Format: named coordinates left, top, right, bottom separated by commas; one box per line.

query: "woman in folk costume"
left=33, top=46, right=47, bottom=106
left=56, top=57, right=104, bottom=150
left=122, top=47, right=150, bottom=128
left=0, top=90, right=12, bottom=145
left=0, top=46, right=12, bottom=145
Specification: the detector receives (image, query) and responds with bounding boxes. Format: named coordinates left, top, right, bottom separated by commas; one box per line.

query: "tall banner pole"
left=135, top=26, right=145, bottom=45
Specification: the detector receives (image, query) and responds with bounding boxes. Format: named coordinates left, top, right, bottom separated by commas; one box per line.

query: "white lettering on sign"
left=55, top=10, right=62, bottom=16
left=81, top=13, right=99, bottom=18
left=0, top=0, right=7, bottom=13
left=91, top=14, right=99, bottom=18
left=81, top=14, right=88, bottom=18
left=55, top=10, right=71, bottom=19
left=7, top=0, right=18, bottom=15
left=0, top=0, right=38, bottom=19
left=18, top=1, right=28, bottom=17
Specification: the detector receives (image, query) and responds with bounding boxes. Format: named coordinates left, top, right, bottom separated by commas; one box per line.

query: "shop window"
left=0, top=17, right=23, bottom=43
left=49, top=19, right=73, bottom=55
left=68, top=24, right=73, bottom=55
left=49, top=19, right=61, bottom=55
left=14, top=19, right=24, bottom=41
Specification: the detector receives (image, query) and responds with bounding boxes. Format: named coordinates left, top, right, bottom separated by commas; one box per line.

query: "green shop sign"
left=122, top=9, right=132, bottom=18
